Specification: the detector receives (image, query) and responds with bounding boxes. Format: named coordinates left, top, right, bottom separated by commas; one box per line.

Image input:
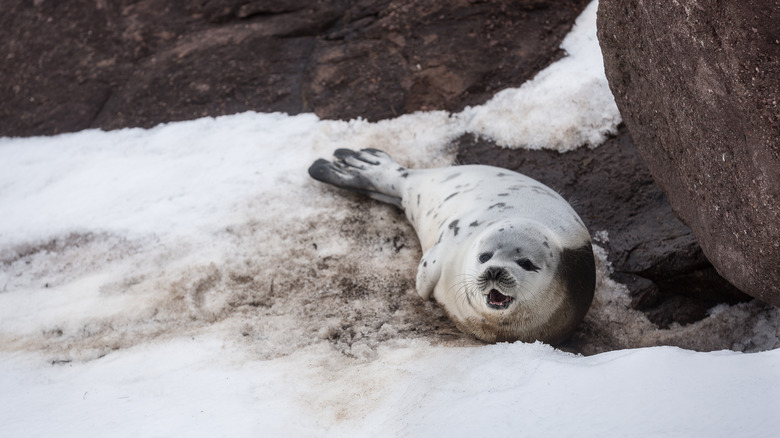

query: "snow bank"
left=458, top=1, right=621, bottom=151
left=2, top=337, right=778, bottom=437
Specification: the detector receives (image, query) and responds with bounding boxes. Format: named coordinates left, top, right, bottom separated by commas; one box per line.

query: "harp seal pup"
left=308, top=148, right=595, bottom=344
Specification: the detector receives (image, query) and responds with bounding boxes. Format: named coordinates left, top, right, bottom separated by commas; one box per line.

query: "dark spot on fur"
left=542, top=241, right=549, bottom=248
left=497, top=193, right=509, bottom=197
left=448, top=219, right=460, bottom=236
left=496, top=172, right=507, bottom=177
left=489, top=202, right=506, bottom=210
left=469, top=220, right=481, bottom=227
left=401, top=172, right=409, bottom=178
left=443, top=192, right=460, bottom=202
left=442, top=172, right=461, bottom=182
left=571, top=212, right=586, bottom=228
left=396, top=167, right=405, bottom=172
left=531, top=186, right=558, bottom=199
left=417, top=194, right=421, bottom=206
left=423, top=261, right=428, bottom=267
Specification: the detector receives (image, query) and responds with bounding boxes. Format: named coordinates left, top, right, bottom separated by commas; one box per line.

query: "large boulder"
left=597, top=0, right=780, bottom=306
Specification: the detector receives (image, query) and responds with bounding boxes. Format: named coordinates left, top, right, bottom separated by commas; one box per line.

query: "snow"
left=459, top=0, right=621, bottom=151
left=2, top=339, right=779, bottom=437
left=1, top=2, right=778, bottom=437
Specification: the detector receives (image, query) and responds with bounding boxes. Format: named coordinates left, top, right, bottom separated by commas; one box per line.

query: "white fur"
left=311, top=149, right=594, bottom=343
left=398, top=164, right=591, bottom=333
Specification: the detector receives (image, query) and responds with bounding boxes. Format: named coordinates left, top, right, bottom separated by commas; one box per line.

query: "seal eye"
left=478, top=252, right=493, bottom=263
left=516, top=259, right=540, bottom=272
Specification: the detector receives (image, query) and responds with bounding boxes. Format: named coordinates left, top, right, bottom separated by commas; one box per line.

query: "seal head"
left=448, top=220, right=595, bottom=344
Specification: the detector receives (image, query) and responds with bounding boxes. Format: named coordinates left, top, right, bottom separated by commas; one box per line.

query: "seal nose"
left=485, top=266, right=504, bottom=281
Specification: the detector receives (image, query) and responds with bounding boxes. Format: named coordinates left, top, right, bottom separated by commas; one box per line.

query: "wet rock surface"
left=1, top=0, right=589, bottom=137
left=597, top=0, right=780, bottom=305
left=456, top=128, right=753, bottom=328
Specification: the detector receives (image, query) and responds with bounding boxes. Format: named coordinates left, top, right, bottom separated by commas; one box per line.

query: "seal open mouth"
left=487, top=289, right=513, bottom=309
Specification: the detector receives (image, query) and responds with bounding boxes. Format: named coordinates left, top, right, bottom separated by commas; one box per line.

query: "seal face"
left=309, top=148, right=595, bottom=344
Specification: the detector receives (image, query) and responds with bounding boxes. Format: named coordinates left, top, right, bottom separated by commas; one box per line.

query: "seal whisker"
left=449, top=272, right=481, bottom=308
left=449, top=277, right=476, bottom=308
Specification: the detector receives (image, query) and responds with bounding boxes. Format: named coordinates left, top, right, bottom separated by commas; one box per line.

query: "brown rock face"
left=0, top=0, right=589, bottom=137
left=597, top=1, right=780, bottom=305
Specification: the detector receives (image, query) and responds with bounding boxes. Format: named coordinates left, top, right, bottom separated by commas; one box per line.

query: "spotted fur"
left=308, top=148, right=595, bottom=344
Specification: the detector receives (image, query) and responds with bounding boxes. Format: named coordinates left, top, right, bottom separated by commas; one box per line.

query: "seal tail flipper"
left=308, top=148, right=406, bottom=208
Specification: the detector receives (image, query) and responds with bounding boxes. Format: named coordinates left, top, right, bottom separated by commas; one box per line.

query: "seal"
left=308, top=148, right=595, bottom=344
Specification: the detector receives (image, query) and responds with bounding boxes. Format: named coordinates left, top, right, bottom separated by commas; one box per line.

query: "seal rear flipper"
left=308, top=149, right=405, bottom=208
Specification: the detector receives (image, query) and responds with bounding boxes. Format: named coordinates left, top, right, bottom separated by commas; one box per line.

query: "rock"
left=0, top=0, right=590, bottom=137
left=597, top=1, right=780, bottom=305
left=456, top=127, right=752, bottom=327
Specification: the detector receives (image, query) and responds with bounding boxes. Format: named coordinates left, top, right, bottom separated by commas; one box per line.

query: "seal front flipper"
left=308, top=148, right=405, bottom=208
left=416, top=244, right=443, bottom=300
